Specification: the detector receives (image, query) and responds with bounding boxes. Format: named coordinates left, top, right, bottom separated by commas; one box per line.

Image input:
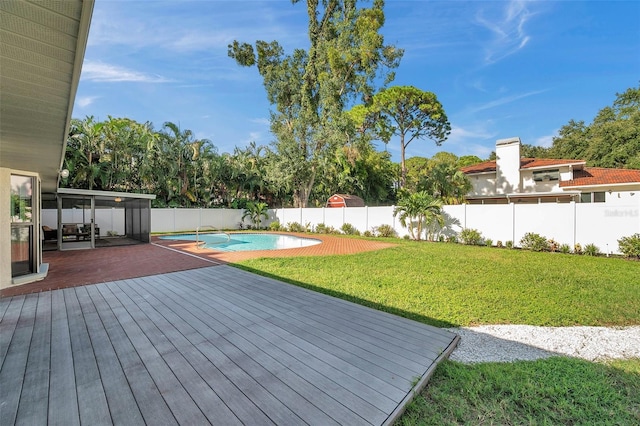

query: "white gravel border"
left=447, top=325, right=640, bottom=363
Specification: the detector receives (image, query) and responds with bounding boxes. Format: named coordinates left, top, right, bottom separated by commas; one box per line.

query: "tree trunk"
left=400, top=136, right=407, bottom=189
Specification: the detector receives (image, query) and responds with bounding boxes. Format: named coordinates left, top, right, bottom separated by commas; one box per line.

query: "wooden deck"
left=0, top=265, right=458, bottom=425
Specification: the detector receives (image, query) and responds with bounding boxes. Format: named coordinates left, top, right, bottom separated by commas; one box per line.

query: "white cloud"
left=476, top=0, right=536, bottom=64
left=76, top=96, right=99, bottom=108
left=81, top=61, right=171, bottom=83
left=250, top=118, right=270, bottom=126
left=469, top=89, right=546, bottom=113
left=533, top=134, right=555, bottom=148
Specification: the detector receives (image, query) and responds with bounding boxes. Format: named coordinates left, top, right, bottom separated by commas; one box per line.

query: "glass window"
left=593, top=192, right=605, bottom=203
left=10, top=175, right=33, bottom=223
left=533, top=169, right=560, bottom=182
left=580, top=192, right=592, bottom=203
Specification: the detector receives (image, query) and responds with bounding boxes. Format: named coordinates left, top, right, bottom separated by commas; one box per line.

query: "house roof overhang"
left=0, top=0, right=94, bottom=194
left=57, top=187, right=157, bottom=201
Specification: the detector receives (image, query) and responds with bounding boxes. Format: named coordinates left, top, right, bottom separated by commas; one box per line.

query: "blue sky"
left=74, top=0, right=640, bottom=162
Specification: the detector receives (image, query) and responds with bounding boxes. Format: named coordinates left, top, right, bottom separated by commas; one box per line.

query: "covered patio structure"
left=51, top=188, right=156, bottom=251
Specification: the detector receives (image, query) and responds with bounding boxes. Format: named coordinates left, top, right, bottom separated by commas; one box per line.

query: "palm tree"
left=393, top=191, right=443, bottom=241
left=242, top=201, right=270, bottom=229
left=64, top=116, right=107, bottom=189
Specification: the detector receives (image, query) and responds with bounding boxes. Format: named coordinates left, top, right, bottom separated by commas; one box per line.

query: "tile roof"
left=460, top=160, right=497, bottom=174
left=520, top=158, right=585, bottom=169
left=461, top=158, right=586, bottom=174
left=560, top=167, right=640, bottom=187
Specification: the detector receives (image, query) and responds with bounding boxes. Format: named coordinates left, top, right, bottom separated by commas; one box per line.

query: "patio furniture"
left=61, top=223, right=99, bottom=241
left=42, top=226, right=57, bottom=241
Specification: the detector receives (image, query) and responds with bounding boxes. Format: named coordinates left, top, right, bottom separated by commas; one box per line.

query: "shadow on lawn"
left=233, top=264, right=458, bottom=328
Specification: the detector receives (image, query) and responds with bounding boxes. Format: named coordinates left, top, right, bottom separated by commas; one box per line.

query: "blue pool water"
left=159, top=233, right=321, bottom=252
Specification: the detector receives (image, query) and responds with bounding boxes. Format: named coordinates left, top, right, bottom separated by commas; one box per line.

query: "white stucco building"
left=461, top=137, right=640, bottom=205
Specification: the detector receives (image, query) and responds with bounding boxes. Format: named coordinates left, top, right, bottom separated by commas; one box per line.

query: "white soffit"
left=0, top=0, right=94, bottom=193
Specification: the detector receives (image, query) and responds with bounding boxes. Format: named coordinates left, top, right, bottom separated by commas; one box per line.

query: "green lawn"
left=234, top=237, right=640, bottom=425
left=235, top=238, right=640, bottom=327
left=398, top=358, right=640, bottom=425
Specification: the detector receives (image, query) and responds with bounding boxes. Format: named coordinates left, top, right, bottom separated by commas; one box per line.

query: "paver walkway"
left=2, top=233, right=395, bottom=298
left=0, top=266, right=458, bottom=425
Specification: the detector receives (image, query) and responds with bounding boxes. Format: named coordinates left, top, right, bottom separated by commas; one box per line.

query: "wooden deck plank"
left=0, top=294, right=37, bottom=426
left=128, top=276, right=314, bottom=426
left=184, top=273, right=426, bottom=378
left=135, top=274, right=381, bottom=425
left=63, top=288, right=113, bottom=425
left=77, top=286, right=145, bottom=426
left=105, top=280, right=244, bottom=426
left=191, top=267, right=454, bottom=356
left=0, top=295, right=11, bottom=322
left=121, top=278, right=283, bottom=426
left=143, top=272, right=393, bottom=423
left=88, top=284, right=178, bottom=426
left=94, top=284, right=210, bottom=426
left=48, top=290, right=80, bottom=426
left=0, top=265, right=458, bottom=426
left=179, top=270, right=422, bottom=391
left=0, top=295, right=25, bottom=367
left=15, top=292, right=52, bottom=426
left=215, top=266, right=455, bottom=346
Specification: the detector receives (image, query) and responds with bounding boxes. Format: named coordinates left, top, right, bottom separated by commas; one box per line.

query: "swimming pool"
left=159, top=233, right=321, bottom=252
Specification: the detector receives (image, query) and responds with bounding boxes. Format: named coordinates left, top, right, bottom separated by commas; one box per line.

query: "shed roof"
left=327, top=194, right=365, bottom=207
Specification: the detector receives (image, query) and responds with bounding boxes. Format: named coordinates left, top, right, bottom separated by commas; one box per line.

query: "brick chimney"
left=495, top=137, right=521, bottom=194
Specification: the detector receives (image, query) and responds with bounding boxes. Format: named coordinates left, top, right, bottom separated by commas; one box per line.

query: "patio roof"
left=0, top=0, right=94, bottom=193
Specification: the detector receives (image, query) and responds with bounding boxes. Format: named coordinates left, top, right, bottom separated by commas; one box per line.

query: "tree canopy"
left=350, top=85, right=451, bottom=188
left=228, top=0, right=403, bottom=207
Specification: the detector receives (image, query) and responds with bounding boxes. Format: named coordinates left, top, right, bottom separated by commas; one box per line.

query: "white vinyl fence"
left=271, top=201, right=639, bottom=255
left=44, top=199, right=639, bottom=255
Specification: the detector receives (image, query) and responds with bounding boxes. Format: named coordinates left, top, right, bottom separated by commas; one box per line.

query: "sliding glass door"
left=10, top=175, right=36, bottom=277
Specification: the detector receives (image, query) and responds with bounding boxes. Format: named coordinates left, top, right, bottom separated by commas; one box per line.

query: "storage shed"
left=327, top=194, right=365, bottom=208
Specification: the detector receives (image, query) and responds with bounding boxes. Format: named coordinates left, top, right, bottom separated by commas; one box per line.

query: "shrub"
left=618, top=233, right=640, bottom=259
left=548, top=239, right=559, bottom=253
left=403, top=235, right=411, bottom=240
left=505, top=240, right=514, bottom=249
left=484, top=238, right=493, bottom=247
left=459, top=228, right=483, bottom=245
left=520, top=232, right=550, bottom=252
left=559, top=244, right=571, bottom=254
left=363, top=230, right=373, bottom=237
left=496, top=240, right=503, bottom=248
left=340, top=223, right=360, bottom=235
left=447, top=235, right=458, bottom=244
left=438, top=235, right=446, bottom=243
left=373, top=224, right=396, bottom=238
left=574, top=243, right=583, bottom=255
left=287, top=222, right=306, bottom=232
left=268, top=221, right=281, bottom=231
left=314, top=223, right=338, bottom=234
left=584, top=243, right=600, bottom=256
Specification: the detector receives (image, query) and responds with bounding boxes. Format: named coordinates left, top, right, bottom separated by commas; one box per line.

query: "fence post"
left=572, top=201, right=577, bottom=248
left=365, top=205, right=368, bottom=232
left=511, top=202, right=515, bottom=245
